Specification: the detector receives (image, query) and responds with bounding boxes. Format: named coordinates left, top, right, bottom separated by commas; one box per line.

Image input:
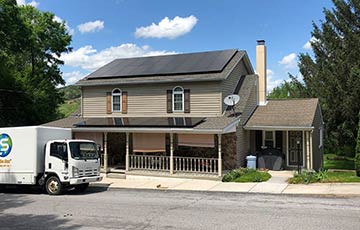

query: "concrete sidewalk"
left=91, top=171, right=360, bottom=196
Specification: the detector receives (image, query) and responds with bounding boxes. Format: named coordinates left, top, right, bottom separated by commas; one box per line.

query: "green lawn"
left=222, top=168, right=271, bottom=183
left=323, top=154, right=355, bottom=170
left=324, top=171, right=360, bottom=183
left=58, top=98, right=80, bottom=118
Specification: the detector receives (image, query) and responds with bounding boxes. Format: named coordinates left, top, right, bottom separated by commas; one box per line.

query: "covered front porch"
left=72, top=116, right=239, bottom=178
left=246, top=129, right=315, bottom=170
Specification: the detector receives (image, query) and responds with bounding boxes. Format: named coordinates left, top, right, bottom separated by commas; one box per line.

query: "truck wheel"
left=74, top=183, right=89, bottom=192
left=45, top=176, right=62, bottom=195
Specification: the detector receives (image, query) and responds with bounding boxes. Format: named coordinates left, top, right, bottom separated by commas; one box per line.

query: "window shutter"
left=166, top=90, right=172, bottom=113
left=106, top=92, right=112, bottom=114
left=184, top=89, right=190, bottom=113
left=122, top=91, right=128, bottom=114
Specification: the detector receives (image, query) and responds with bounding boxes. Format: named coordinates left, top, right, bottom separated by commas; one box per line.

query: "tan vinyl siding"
left=312, top=103, right=324, bottom=170
left=236, top=126, right=250, bottom=167
left=221, top=60, right=249, bottom=112
left=82, top=81, right=221, bottom=117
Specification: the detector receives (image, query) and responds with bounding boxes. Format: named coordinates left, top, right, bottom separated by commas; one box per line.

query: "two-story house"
left=44, top=40, right=323, bottom=178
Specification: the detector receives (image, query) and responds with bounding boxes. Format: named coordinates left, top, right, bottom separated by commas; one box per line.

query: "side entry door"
left=48, top=142, right=68, bottom=175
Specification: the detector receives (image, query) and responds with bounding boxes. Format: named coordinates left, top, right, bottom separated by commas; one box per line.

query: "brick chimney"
left=256, top=40, right=267, bottom=105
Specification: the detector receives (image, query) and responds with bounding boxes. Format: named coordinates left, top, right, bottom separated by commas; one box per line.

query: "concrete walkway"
left=91, top=171, right=360, bottom=196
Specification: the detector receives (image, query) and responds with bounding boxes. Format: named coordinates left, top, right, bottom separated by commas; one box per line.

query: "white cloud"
left=61, top=43, right=176, bottom=71
left=53, top=16, right=75, bottom=35
left=77, top=20, right=104, bottom=33
left=135, top=15, right=198, bottom=39
left=27, top=0, right=39, bottom=7
left=16, top=0, right=39, bottom=7
left=63, top=71, right=87, bottom=85
left=278, top=53, right=297, bottom=69
left=303, top=37, right=319, bottom=50
left=266, top=69, right=283, bottom=93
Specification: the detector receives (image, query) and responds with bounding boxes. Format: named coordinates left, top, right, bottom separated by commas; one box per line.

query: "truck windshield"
left=69, top=142, right=99, bottom=160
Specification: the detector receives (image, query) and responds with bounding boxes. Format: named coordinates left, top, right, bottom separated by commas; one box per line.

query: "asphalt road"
left=0, top=186, right=360, bottom=230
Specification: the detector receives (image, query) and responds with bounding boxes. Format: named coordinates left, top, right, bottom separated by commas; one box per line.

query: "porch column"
left=170, top=133, right=174, bottom=174
left=310, top=130, right=313, bottom=169
left=218, top=134, right=222, bottom=177
left=104, top=132, right=108, bottom=175
left=125, top=132, right=129, bottom=171
left=306, top=131, right=311, bottom=170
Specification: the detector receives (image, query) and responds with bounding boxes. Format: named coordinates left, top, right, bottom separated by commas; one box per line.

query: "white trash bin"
left=246, top=155, right=257, bottom=169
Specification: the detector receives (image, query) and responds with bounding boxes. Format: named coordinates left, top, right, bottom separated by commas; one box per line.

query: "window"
left=172, top=86, right=184, bottom=112
left=264, top=131, right=275, bottom=148
left=112, top=88, right=121, bottom=112
left=50, top=142, right=68, bottom=161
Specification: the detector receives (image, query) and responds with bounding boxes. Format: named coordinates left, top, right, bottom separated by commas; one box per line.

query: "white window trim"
left=262, top=130, right=276, bottom=148
left=112, top=88, right=122, bottom=112
left=172, top=86, right=184, bottom=112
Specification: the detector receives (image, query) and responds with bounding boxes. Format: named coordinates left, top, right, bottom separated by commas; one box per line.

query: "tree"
left=0, top=0, right=72, bottom=126
left=355, top=112, right=360, bottom=176
left=297, top=0, right=360, bottom=154
left=268, top=74, right=310, bottom=99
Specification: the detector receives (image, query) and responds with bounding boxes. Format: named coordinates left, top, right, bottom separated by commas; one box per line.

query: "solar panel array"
left=86, top=49, right=238, bottom=79
left=75, top=117, right=205, bottom=128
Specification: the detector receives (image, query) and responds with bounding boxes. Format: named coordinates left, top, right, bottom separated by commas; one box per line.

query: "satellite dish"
left=224, top=94, right=240, bottom=106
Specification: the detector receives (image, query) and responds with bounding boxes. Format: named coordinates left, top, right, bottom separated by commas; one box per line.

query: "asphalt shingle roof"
left=245, top=98, right=319, bottom=128
left=76, top=51, right=246, bottom=86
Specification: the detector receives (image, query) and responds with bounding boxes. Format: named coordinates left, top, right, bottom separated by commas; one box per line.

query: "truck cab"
left=43, top=139, right=102, bottom=195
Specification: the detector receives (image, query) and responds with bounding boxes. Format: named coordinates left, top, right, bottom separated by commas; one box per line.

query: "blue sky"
left=18, top=0, right=334, bottom=91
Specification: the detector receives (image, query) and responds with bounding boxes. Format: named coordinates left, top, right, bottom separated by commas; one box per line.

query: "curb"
left=88, top=184, right=360, bottom=198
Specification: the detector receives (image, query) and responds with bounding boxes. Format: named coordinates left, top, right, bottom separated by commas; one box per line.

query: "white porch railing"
left=174, top=156, right=218, bottom=174
left=129, top=155, right=219, bottom=175
left=130, top=155, right=170, bottom=171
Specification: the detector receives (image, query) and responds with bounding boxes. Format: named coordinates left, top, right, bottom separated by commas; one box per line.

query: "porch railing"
left=129, top=155, right=219, bottom=175
left=174, top=156, right=218, bottom=174
left=130, top=155, right=170, bottom=171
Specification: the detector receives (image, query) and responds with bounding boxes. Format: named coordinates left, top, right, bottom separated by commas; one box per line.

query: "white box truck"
left=0, top=126, right=102, bottom=195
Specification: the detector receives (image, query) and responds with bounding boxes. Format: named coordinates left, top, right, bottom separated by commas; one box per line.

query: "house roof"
left=42, top=115, right=239, bottom=134
left=76, top=50, right=251, bottom=86
left=86, top=49, right=237, bottom=79
left=244, top=98, right=319, bottom=130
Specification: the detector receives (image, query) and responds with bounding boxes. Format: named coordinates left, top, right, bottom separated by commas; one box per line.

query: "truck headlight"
left=72, top=166, right=79, bottom=178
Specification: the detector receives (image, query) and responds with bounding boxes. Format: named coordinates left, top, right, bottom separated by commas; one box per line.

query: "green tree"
left=268, top=74, right=310, bottom=99
left=296, top=0, right=360, bottom=154
left=355, top=112, right=360, bottom=176
left=0, top=0, right=72, bottom=126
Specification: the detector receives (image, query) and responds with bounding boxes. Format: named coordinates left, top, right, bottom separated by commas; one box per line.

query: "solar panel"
left=75, top=117, right=205, bottom=128
left=86, top=49, right=238, bottom=79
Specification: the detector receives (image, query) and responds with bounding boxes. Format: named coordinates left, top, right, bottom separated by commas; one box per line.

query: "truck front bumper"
left=69, top=175, right=102, bottom=185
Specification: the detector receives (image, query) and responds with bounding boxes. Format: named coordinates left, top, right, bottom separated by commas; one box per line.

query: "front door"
left=288, top=131, right=303, bottom=166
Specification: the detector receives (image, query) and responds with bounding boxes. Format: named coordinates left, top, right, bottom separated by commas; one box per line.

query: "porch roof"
left=42, top=115, right=239, bottom=134
left=244, top=98, right=319, bottom=130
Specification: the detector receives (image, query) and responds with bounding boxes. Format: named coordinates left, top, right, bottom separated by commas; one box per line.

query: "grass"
left=222, top=168, right=271, bottom=183
left=323, top=153, right=355, bottom=170
left=325, top=171, right=360, bottom=183
left=58, top=98, right=80, bottom=118
left=289, top=170, right=360, bottom=184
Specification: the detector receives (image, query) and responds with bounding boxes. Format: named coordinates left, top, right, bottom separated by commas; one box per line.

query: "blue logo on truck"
left=0, top=133, right=12, bottom=157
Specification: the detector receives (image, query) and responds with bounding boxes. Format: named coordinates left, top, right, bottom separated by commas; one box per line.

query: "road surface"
left=0, top=187, right=360, bottom=229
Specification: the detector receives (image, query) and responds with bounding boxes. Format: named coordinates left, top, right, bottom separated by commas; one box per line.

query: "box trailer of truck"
left=0, top=126, right=102, bottom=195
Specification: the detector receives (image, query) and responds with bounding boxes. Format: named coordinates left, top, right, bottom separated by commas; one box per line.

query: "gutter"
left=244, top=125, right=314, bottom=131
left=72, top=127, right=223, bottom=134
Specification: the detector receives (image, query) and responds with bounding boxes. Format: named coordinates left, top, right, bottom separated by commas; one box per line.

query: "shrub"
left=222, top=168, right=271, bottom=183
left=288, top=171, right=319, bottom=184
left=356, top=112, right=360, bottom=177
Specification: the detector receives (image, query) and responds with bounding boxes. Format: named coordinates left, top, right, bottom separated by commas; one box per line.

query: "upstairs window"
left=172, top=86, right=184, bottom=112
left=112, top=88, right=122, bottom=112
